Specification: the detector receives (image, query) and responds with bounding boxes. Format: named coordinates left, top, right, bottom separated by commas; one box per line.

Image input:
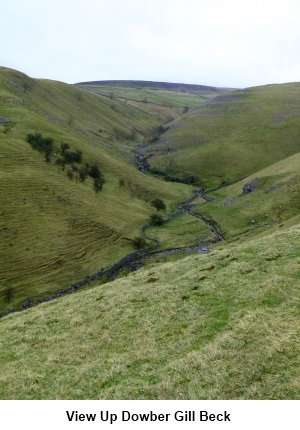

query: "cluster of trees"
left=149, top=199, right=166, bottom=226
left=89, top=165, right=105, bottom=193
left=60, top=142, right=82, bottom=163
left=26, top=132, right=105, bottom=193
left=26, top=132, right=54, bottom=162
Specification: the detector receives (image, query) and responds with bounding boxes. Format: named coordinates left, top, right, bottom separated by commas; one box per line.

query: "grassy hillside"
left=0, top=68, right=299, bottom=400
left=0, top=67, right=200, bottom=314
left=0, top=69, right=298, bottom=312
left=75, top=80, right=223, bottom=119
left=144, top=83, right=300, bottom=188
left=0, top=223, right=299, bottom=399
left=76, top=79, right=229, bottom=92
left=192, top=151, right=300, bottom=240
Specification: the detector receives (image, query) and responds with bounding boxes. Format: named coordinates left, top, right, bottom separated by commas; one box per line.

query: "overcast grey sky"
left=1, top=0, right=300, bottom=88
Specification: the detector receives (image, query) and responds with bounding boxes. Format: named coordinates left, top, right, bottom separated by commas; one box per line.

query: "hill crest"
left=75, top=79, right=233, bottom=93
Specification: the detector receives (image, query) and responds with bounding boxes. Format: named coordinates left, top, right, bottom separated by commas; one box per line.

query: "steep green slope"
left=145, top=83, right=300, bottom=188
left=0, top=223, right=299, bottom=399
left=192, top=151, right=300, bottom=240
left=0, top=67, right=193, bottom=314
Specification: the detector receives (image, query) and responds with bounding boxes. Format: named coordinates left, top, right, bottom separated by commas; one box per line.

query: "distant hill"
left=75, top=79, right=232, bottom=93
left=143, top=82, right=300, bottom=188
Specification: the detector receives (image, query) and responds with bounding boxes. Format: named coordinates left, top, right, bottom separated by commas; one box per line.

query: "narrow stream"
left=0, top=188, right=223, bottom=318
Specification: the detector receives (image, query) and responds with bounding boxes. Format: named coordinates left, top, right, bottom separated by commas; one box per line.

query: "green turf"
left=0, top=223, right=299, bottom=399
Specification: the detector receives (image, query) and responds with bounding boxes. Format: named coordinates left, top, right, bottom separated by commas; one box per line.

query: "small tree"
left=93, top=177, right=105, bottom=193
left=75, top=149, right=83, bottom=163
left=63, top=149, right=82, bottom=163
left=43, top=137, right=54, bottom=162
left=132, top=237, right=147, bottom=249
left=149, top=213, right=165, bottom=226
left=89, top=165, right=101, bottom=179
left=79, top=165, right=89, bottom=182
left=26, top=132, right=43, bottom=150
left=61, top=142, right=70, bottom=155
left=151, top=198, right=166, bottom=211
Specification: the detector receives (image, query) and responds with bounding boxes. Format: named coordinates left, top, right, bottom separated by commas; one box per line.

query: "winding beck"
left=0, top=189, right=223, bottom=318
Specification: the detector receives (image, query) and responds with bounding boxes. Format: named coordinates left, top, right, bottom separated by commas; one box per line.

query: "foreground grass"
left=0, top=224, right=299, bottom=399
